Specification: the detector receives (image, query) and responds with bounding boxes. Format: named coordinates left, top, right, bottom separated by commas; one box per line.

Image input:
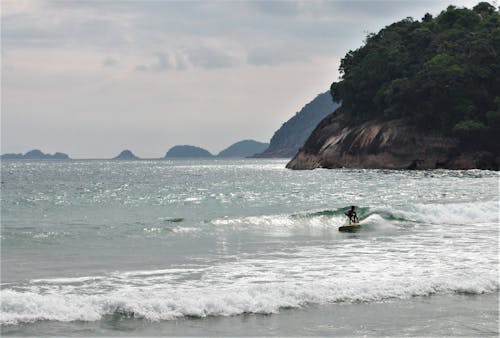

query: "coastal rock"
left=217, top=140, right=269, bottom=158
left=113, top=150, right=140, bottom=160
left=286, top=110, right=499, bottom=170
left=165, top=145, right=213, bottom=158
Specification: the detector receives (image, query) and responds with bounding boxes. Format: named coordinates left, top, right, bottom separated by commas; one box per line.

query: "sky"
left=1, top=0, right=482, bottom=158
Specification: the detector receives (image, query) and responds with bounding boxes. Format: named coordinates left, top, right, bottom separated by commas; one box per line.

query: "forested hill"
left=255, top=92, right=339, bottom=157
left=287, top=2, right=499, bottom=170
left=217, top=140, right=269, bottom=158
left=331, top=2, right=499, bottom=150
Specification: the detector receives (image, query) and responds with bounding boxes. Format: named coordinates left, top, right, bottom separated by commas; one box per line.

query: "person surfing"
left=345, top=206, right=359, bottom=225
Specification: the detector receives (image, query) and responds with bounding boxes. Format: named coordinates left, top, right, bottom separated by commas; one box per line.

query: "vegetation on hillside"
left=331, top=2, right=499, bottom=149
left=217, top=140, right=268, bottom=157
left=260, top=92, right=338, bottom=157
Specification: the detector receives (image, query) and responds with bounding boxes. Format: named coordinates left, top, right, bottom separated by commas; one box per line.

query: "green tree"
left=330, top=2, right=499, bottom=152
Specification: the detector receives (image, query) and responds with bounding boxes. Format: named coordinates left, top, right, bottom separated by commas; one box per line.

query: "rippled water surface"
left=1, top=159, right=498, bottom=335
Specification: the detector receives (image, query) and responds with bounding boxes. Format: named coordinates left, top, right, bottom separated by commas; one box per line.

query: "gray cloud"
left=247, top=47, right=310, bottom=66
left=247, top=0, right=476, bottom=20
left=150, top=53, right=169, bottom=72
left=1, top=7, right=131, bottom=50
left=136, top=48, right=236, bottom=72
left=187, top=47, right=235, bottom=69
left=248, top=1, right=301, bottom=17
left=135, top=64, right=148, bottom=72
left=2, top=0, right=477, bottom=68
left=102, top=56, right=118, bottom=67
left=135, top=53, right=174, bottom=72
left=2, top=0, right=481, bottom=158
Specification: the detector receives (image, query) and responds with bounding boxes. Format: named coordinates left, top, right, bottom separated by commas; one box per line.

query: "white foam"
left=359, top=214, right=385, bottom=224
left=171, top=226, right=200, bottom=234
left=30, top=276, right=103, bottom=284
left=143, top=227, right=162, bottom=233
left=1, top=290, right=101, bottom=325
left=2, top=274, right=497, bottom=325
left=183, top=197, right=202, bottom=203
left=211, top=212, right=346, bottom=231
left=383, top=200, right=499, bottom=225
left=119, top=267, right=204, bottom=278
left=211, top=200, right=499, bottom=234
left=2, top=233, right=498, bottom=325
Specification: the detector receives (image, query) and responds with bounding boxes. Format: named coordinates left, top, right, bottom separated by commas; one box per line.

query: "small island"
left=113, top=150, right=140, bottom=160
left=1, top=149, right=70, bottom=160
left=217, top=140, right=269, bottom=158
left=165, top=145, right=214, bottom=158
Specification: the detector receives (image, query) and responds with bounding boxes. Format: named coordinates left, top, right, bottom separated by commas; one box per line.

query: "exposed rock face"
left=286, top=110, right=498, bottom=170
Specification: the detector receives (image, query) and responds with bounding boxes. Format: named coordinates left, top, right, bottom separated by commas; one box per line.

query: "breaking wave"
left=379, top=200, right=499, bottom=225
left=2, top=201, right=497, bottom=326
left=210, top=200, right=498, bottom=232
left=1, top=271, right=497, bottom=325
left=2, top=216, right=499, bottom=327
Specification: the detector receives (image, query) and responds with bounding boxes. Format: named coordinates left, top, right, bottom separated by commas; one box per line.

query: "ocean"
left=1, top=159, right=498, bottom=336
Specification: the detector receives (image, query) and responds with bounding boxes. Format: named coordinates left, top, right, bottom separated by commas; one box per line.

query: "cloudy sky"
left=1, top=0, right=480, bottom=158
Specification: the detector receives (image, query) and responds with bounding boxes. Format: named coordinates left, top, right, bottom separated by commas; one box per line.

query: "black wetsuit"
left=345, top=209, right=358, bottom=223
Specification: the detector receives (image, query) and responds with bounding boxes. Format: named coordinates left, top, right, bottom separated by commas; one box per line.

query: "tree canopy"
left=331, top=2, right=499, bottom=147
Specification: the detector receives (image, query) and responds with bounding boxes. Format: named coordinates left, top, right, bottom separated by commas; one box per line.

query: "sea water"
left=1, top=159, right=498, bottom=336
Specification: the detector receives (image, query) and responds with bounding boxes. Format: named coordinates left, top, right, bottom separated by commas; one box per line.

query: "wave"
left=210, top=200, right=498, bottom=231
left=2, top=223, right=499, bottom=327
left=2, top=200, right=497, bottom=325
left=210, top=207, right=364, bottom=229
left=379, top=200, right=499, bottom=225
left=171, top=226, right=200, bottom=234
left=29, top=276, right=104, bottom=285
left=211, top=213, right=346, bottom=233
left=2, top=273, right=497, bottom=325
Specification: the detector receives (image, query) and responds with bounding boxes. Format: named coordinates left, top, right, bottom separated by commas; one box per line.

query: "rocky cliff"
left=286, top=109, right=499, bottom=170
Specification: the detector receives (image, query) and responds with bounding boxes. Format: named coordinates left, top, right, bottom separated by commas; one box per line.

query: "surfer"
left=345, top=206, right=359, bottom=224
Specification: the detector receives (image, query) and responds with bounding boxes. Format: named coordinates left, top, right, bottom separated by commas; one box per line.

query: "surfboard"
left=338, top=223, right=360, bottom=232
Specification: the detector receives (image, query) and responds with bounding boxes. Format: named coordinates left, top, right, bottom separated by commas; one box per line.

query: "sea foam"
left=2, top=274, right=497, bottom=325
left=382, top=200, right=499, bottom=225
left=2, top=233, right=498, bottom=326
left=211, top=200, right=498, bottom=232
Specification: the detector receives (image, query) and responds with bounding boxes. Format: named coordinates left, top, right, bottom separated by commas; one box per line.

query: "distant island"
left=255, top=92, right=339, bottom=158
left=288, top=3, right=499, bottom=171
left=217, top=140, right=269, bottom=158
left=1, top=149, right=70, bottom=160
left=1, top=140, right=269, bottom=160
left=113, top=150, right=140, bottom=160
left=165, top=140, right=269, bottom=158
left=165, top=145, right=214, bottom=158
